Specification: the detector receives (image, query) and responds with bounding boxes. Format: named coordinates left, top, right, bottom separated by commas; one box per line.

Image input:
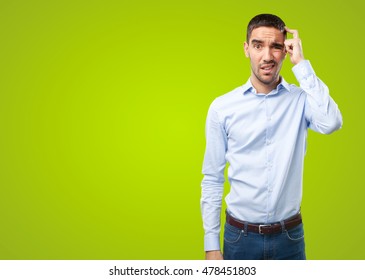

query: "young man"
left=201, top=14, right=342, bottom=260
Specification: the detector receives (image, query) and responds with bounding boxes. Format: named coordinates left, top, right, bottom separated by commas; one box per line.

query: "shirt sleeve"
left=200, top=102, right=227, bottom=251
left=292, top=60, right=343, bottom=134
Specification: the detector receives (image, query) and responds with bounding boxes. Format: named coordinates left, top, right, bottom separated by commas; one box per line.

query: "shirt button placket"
left=265, top=96, right=274, bottom=220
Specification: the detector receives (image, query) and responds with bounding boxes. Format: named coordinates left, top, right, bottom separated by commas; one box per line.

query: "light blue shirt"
left=201, top=60, right=342, bottom=251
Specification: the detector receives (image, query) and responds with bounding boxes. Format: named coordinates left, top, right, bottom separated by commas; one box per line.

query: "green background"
left=0, top=0, right=363, bottom=259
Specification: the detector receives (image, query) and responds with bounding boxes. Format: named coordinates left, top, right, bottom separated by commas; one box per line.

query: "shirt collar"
left=242, top=77, right=291, bottom=95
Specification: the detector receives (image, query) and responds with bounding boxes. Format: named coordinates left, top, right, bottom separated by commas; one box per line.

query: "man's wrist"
left=205, top=250, right=223, bottom=260
left=293, top=58, right=304, bottom=65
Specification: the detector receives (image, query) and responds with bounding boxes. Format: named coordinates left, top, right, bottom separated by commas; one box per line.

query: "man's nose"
left=262, top=47, right=273, bottom=62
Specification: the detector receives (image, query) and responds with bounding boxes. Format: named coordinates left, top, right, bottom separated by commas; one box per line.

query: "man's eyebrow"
left=272, top=42, right=284, bottom=48
left=250, top=39, right=263, bottom=44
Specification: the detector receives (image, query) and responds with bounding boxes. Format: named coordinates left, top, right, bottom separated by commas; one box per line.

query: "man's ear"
left=244, top=42, right=249, bottom=58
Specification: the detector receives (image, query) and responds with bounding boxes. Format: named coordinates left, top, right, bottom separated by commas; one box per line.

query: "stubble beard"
left=252, top=63, right=281, bottom=88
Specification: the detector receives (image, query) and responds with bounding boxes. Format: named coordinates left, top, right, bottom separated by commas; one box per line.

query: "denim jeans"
left=223, top=222, right=306, bottom=260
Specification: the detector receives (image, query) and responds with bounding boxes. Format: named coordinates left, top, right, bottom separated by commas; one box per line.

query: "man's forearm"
left=293, top=60, right=343, bottom=134
left=201, top=181, right=224, bottom=251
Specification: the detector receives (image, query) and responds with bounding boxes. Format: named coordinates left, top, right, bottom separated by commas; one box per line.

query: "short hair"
left=246, top=14, right=286, bottom=42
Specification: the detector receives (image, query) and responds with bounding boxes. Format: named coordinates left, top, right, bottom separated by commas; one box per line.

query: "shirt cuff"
left=292, top=60, right=315, bottom=81
left=204, top=234, right=221, bottom=252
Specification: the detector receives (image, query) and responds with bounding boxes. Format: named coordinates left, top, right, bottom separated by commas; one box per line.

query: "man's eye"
left=253, top=44, right=262, bottom=50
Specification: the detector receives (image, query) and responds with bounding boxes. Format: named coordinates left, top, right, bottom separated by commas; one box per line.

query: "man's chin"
left=259, top=76, right=277, bottom=85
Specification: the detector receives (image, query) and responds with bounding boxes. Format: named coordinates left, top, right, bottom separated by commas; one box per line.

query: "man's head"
left=244, top=14, right=287, bottom=93
left=246, top=14, right=286, bottom=42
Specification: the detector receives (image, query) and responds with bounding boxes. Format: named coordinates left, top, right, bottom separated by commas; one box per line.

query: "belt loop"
left=243, top=222, right=248, bottom=236
left=280, top=220, right=286, bottom=233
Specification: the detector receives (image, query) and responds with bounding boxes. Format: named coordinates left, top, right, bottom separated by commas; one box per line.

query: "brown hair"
left=247, top=14, right=286, bottom=42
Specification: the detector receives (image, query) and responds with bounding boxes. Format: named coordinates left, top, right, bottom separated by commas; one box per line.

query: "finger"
left=284, top=39, right=294, bottom=50
left=284, top=38, right=293, bottom=45
left=285, top=26, right=299, bottom=39
left=285, top=45, right=293, bottom=54
left=284, top=40, right=293, bottom=52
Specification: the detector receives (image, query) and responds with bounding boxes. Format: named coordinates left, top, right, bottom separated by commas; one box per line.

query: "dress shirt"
left=201, top=60, right=342, bottom=251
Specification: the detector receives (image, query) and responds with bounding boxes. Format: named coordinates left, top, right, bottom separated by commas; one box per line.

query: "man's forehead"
left=249, top=26, right=285, bottom=42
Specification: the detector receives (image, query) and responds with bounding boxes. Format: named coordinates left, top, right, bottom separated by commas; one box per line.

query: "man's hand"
left=205, top=250, right=224, bottom=260
left=284, top=27, right=305, bottom=65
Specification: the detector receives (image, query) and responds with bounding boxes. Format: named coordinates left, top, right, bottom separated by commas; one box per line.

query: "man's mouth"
left=260, top=63, right=275, bottom=73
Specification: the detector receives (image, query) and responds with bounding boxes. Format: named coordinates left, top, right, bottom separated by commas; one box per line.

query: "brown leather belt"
left=226, top=212, right=302, bottom=235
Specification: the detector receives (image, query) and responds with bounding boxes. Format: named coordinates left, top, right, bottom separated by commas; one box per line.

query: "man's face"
left=244, top=27, right=286, bottom=90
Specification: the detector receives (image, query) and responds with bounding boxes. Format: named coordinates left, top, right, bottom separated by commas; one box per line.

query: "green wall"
left=0, top=0, right=363, bottom=259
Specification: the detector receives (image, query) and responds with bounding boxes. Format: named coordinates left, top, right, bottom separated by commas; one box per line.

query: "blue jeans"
left=223, top=222, right=306, bottom=260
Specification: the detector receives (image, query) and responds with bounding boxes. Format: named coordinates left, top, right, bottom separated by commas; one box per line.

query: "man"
left=201, top=14, right=342, bottom=260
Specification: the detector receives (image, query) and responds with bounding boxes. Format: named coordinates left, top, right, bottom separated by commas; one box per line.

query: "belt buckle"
left=259, top=224, right=271, bottom=234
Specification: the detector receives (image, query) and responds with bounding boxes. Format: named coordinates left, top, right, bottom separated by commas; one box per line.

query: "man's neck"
left=251, top=77, right=281, bottom=94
